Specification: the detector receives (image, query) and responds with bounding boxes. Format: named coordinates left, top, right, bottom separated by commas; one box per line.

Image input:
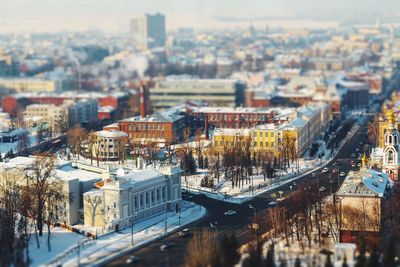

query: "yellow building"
left=0, top=78, right=60, bottom=93
left=212, top=128, right=252, bottom=153
left=378, top=110, right=399, bottom=148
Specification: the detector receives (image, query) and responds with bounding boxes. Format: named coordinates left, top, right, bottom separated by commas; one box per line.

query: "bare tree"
left=184, top=229, right=218, bottom=267
left=67, top=126, right=86, bottom=159
left=368, top=115, right=380, bottom=147
left=25, top=153, right=59, bottom=236
left=85, top=193, right=103, bottom=227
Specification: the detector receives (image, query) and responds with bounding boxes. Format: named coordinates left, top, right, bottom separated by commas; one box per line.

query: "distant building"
left=150, top=77, right=245, bottom=110
left=90, top=130, right=128, bottom=162
left=188, top=106, right=290, bottom=130
left=0, top=77, right=64, bottom=93
left=111, top=112, right=186, bottom=146
left=336, top=79, right=369, bottom=111
left=24, top=99, right=98, bottom=132
left=131, top=13, right=166, bottom=50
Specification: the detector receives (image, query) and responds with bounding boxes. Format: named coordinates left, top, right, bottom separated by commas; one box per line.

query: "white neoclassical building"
left=83, top=164, right=182, bottom=231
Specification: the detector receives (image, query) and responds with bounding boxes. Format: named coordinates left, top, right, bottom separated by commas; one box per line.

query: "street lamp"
left=249, top=204, right=259, bottom=242
left=164, top=201, right=171, bottom=234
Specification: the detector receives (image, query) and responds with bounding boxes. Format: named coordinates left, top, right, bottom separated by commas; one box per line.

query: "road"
left=105, top=121, right=370, bottom=267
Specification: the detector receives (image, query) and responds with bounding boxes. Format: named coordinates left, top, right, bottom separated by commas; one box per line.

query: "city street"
left=105, top=122, right=370, bottom=267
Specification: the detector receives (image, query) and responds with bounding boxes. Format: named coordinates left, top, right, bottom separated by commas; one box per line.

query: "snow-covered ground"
left=183, top=124, right=359, bottom=204
left=0, top=135, right=37, bottom=156
left=28, top=226, right=86, bottom=267
left=46, top=201, right=206, bottom=267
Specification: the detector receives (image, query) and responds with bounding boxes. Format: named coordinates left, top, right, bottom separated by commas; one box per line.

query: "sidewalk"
left=48, top=201, right=206, bottom=267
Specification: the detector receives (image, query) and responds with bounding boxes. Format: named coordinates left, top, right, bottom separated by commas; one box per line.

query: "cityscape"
left=2, top=1, right=400, bottom=267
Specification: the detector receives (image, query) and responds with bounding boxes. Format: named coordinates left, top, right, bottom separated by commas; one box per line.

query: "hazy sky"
left=0, top=0, right=399, bottom=33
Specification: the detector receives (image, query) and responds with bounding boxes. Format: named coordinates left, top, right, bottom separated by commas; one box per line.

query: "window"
left=266, top=142, right=269, bottom=147
left=139, top=194, right=143, bottom=209
left=253, top=132, right=257, bottom=137
left=156, top=188, right=160, bottom=202
left=162, top=187, right=166, bottom=201
left=146, top=191, right=149, bottom=206
left=113, top=202, right=116, bottom=208
left=271, top=142, right=274, bottom=147
left=271, top=132, right=274, bottom=137
left=151, top=190, right=155, bottom=204
left=134, top=196, right=138, bottom=211
left=389, top=135, right=393, bottom=144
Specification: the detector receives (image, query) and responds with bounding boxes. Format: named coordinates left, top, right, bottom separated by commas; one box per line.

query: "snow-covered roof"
left=213, top=128, right=252, bottom=137
left=337, top=168, right=389, bottom=197
left=120, top=113, right=184, bottom=123
left=95, top=130, right=128, bottom=138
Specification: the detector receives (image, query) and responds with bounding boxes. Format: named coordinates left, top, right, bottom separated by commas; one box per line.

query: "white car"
left=340, top=172, right=346, bottom=177
left=126, top=256, right=139, bottom=264
left=322, top=167, right=329, bottom=173
left=224, top=210, right=237, bottom=216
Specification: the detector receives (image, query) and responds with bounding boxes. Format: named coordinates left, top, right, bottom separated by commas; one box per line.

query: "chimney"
left=140, top=81, right=146, bottom=118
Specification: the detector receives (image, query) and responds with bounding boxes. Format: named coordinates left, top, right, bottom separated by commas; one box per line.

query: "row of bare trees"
left=0, top=153, right=65, bottom=266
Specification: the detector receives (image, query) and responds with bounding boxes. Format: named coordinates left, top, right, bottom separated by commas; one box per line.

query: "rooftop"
left=337, top=168, right=388, bottom=197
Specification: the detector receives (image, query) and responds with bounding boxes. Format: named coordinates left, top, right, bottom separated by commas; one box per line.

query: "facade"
left=337, top=160, right=389, bottom=246
left=130, top=13, right=166, bottom=50
left=212, top=128, right=252, bottom=153
left=381, top=114, right=400, bottom=180
left=336, top=80, right=370, bottom=111
left=0, top=156, right=102, bottom=226
left=24, top=99, right=98, bottom=132
left=83, top=165, right=182, bottom=231
left=188, top=106, right=293, bottom=130
left=90, top=130, right=128, bottom=162
left=2, top=91, right=129, bottom=119
left=150, top=77, right=245, bottom=110
left=116, top=113, right=185, bottom=146
left=253, top=104, right=330, bottom=155
left=0, top=78, right=62, bottom=93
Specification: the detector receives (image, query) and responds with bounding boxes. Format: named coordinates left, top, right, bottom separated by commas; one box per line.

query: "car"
left=357, top=163, right=361, bottom=167
left=319, top=186, right=326, bottom=192
left=322, top=167, right=329, bottom=173
left=356, top=148, right=360, bottom=152
left=224, top=210, right=237, bottom=216
left=312, top=172, right=316, bottom=177
left=351, top=153, right=356, bottom=158
left=126, top=255, right=139, bottom=264
left=268, top=201, right=277, bottom=206
left=160, top=241, right=175, bottom=251
left=177, top=231, right=189, bottom=237
left=340, top=172, right=346, bottom=177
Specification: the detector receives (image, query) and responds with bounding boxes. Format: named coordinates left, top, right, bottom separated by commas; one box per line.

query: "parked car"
left=160, top=241, right=175, bottom=251
left=351, top=153, right=356, bottom=158
left=126, top=256, right=139, bottom=264
left=177, top=231, right=189, bottom=237
left=340, top=172, right=346, bottom=177
left=322, top=167, right=329, bottom=173
left=224, top=210, right=237, bottom=216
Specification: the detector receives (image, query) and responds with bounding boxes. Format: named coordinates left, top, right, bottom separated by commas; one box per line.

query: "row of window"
left=254, top=131, right=277, bottom=138
left=132, top=187, right=167, bottom=212
left=254, top=141, right=275, bottom=147
left=207, top=114, right=270, bottom=121
left=128, top=124, right=165, bottom=131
